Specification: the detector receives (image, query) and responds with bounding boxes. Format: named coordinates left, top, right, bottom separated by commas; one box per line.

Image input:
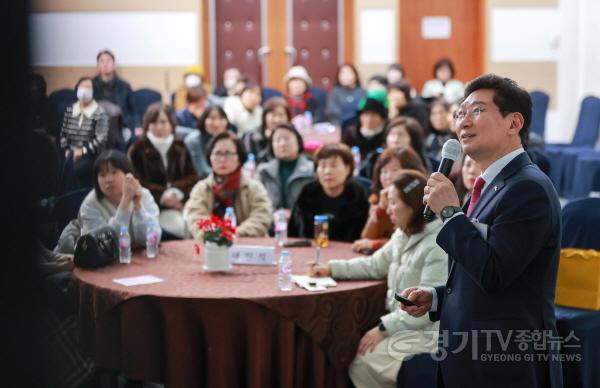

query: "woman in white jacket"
left=309, top=170, right=447, bottom=388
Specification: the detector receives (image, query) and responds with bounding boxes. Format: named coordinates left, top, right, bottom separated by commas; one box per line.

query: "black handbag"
left=74, top=226, right=119, bottom=268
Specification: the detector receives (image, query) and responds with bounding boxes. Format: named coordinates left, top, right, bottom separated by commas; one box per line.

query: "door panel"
left=399, top=0, right=483, bottom=94
left=214, top=0, right=263, bottom=86
left=291, top=0, right=339, bottom=91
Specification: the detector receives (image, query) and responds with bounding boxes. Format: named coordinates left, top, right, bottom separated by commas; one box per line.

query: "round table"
left=73, top=238, right=387, bottom=388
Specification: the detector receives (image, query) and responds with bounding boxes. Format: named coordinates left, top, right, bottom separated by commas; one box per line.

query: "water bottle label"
left=275, top=222, right=287, bottom=232
left=147, top=232, right=158, bottom=244
left=119, top=237, right=130, bottom=249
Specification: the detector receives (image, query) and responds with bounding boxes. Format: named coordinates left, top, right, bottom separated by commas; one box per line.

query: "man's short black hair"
left=464, top=74, right=532, bottom=147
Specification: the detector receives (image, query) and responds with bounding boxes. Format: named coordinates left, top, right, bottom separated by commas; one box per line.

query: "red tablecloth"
left=73, top=238, right=387, bottom=388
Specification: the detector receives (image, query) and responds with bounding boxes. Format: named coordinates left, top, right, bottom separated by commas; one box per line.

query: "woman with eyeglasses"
left=183, top=132, right=272, bottom=238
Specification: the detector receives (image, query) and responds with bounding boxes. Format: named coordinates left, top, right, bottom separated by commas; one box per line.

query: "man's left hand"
left=423, top=172, right=460, bottom=215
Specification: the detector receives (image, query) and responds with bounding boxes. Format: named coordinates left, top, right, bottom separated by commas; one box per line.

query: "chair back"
left=562, top=197, right=600, bottom=250
left=133, top=88, right=162, bottom=118
left=261, top=87, right=283, bottom=103
left=49, top=89, right=77, bottom=125
left=572, top=96, right=600, bottom=146
left=353, top=176, right=372, bottom=195
left=53, top=188, right=90, bottom=233
left=530, top=90, right=549, bottom=138
left=309, top=86, right=327, bottom=117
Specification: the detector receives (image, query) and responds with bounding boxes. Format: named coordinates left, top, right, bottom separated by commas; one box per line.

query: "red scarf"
left=213, top=168, right=241, bottom=217
left=287, top=91, right=313, bottom=118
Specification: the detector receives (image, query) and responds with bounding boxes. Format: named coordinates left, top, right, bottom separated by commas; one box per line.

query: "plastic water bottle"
left=146, top=220, right=160, bottom=259
left=303, top=111, right=313, bottom=132
left=351, top=146, right=361, bottom=176
left=119, top=225, right=131, bottom=264
left=224, top=207, right=237, bottom=228
left=274, top=209, right=288, bottom=245
left=242, top=153, right=256, bottom=178
left=278, top=250, right=293, bottom=291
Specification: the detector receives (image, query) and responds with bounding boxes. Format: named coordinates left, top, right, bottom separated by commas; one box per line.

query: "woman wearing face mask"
left=308, top=170, right=447, bottom=388
left=288, top=143, right=369, bottom=242
left=242, top=97, right=291, bottom=164
left=129, top=103, right=198, bottom=239
left=352, top=146, right=426, bottom=254
left=223, top=82, right=263, bottom=134
left=326, top=63, right=366, bottom=126
left=184, top=106, right=232, bottom=177
left=173, top=65, right=209, bottom=112
left=55, top=150, right=160, bottom=253
left=184, top=132, right=272, bottom=238
left=256, top=123, right=314, bottom=217
left=60, top=76, right=109, bottom=188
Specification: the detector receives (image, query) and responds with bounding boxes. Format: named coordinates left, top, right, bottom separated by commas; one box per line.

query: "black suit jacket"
left=430, top=152, right=563, bottom=388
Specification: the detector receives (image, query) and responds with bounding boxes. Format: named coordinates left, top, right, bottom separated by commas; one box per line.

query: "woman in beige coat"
left=184, top=132, right=272, bottom=238
left=309, top=170, right=447, bottom=388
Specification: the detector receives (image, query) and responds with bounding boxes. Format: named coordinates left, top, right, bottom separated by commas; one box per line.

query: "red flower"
left=195, top=213, right=237, bottom=248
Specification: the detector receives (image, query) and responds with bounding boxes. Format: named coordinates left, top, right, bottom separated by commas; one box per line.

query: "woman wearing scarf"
left=283, top=65, right=325, bottom=122
left=184, top=132, right=272, bottom=239
left=129, top=103, right=198, bottom=238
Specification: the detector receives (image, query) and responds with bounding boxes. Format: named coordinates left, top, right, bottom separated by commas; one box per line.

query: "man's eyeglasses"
left=211, top=151, right=238, bottom=159
left=454, top=106, right=486, bottom=121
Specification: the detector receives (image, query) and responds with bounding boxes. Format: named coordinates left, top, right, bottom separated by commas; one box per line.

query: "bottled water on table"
left=351, top=146, right=361, bottom=176
left=224, top=207, right=237, bottom=228
left=119, top=225, right=131, bottom=264
left=278, top=250, right=293, bottom=291
left=146, top=220, right=160, bottom=259
left=274, top=209, right=288, bottom=245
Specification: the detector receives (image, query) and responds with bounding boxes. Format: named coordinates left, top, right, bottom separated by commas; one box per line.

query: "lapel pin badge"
left=494, top=185, right=499, bottom=191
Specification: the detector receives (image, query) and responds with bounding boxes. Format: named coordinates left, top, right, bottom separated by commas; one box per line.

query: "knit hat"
left=357, top=89, right=388, bottom=118
left=283, top=65, right=312, bottom=86
left=184, top=65, right=204, bottom=77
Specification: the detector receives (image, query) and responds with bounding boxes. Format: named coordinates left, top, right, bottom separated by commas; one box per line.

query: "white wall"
left=30, top=12, right=199, bottom=66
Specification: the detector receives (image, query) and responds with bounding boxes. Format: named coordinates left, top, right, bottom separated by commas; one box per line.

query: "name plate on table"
left=230, top=245, right=276, bottom=266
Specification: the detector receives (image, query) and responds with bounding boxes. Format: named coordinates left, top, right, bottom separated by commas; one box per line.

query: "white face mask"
left=185, top=74, right=202, bottom=88
left=77, top=87, right=93, bottom=103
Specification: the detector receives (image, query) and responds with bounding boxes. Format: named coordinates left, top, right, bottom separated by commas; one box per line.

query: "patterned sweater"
left=60, top=100, right=109, bottom=156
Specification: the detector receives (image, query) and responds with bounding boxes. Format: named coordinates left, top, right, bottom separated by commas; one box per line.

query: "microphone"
left=423, top=139, right=462, bottom=220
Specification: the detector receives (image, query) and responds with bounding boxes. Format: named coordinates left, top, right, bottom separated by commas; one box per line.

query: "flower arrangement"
left=196, top=214, right=236, bottom=248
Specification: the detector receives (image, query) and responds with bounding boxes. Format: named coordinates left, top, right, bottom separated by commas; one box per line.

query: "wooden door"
left=290, top=0, right=340, bottom=91
left=212, top=0, right=264, bottom=86
left=399, top=0, right=483, bottom=94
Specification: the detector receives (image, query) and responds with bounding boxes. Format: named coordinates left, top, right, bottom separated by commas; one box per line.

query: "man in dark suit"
left=400, top=74, right=563, bottom=388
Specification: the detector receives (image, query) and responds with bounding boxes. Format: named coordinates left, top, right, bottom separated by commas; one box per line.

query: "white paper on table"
left=292, top=275, right=337, bottom=292
left=113, top=275, right=164, bottom=287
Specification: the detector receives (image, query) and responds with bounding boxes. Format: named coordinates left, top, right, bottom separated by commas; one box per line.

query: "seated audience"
left=387, top=81, right=428, bottom=130
left=173, top=65, right=207, bottom=112
left=184, top=132, right=272, bottom=238
left=421, top=58, right=465, bottom=103
left=185, top=106, right=232, bottom=177
left=284, top=65, right=325, bottom=122
left=129, top=103, right=198, bottom=238
left=288, top=143, right=369, bottom=242
left=242, top=97, right=291, bottom=164
left=92, top=49, right=140, bottom=133
left=366, top=75, right=388, bottom=92
left=213, top=67, right=241, bottom=97
left=309, top=170, right=446, bottom=388
left=223, top=81, right=263, bottom=134
left=60, top=76, right=109, bottom=188
left=385, top=63, right=405, bottom=85
left=342, top=91, right=388, bottom=161
left=425, top=98, right=457, bottom=159
left=353, top=146, right=426, bottom=253
left=326, top=63, right=366, bottom=126
left=56, top=150, right=160, bottom=253
left=175, top=86, right=206, bottom=129
left=256, top=123, right=314, bottom=216
left=454, top=154, right=481, bottom=205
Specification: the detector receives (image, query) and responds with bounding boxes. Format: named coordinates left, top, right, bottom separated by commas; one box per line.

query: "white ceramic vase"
left=202, top=242, right=232, bottom=272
